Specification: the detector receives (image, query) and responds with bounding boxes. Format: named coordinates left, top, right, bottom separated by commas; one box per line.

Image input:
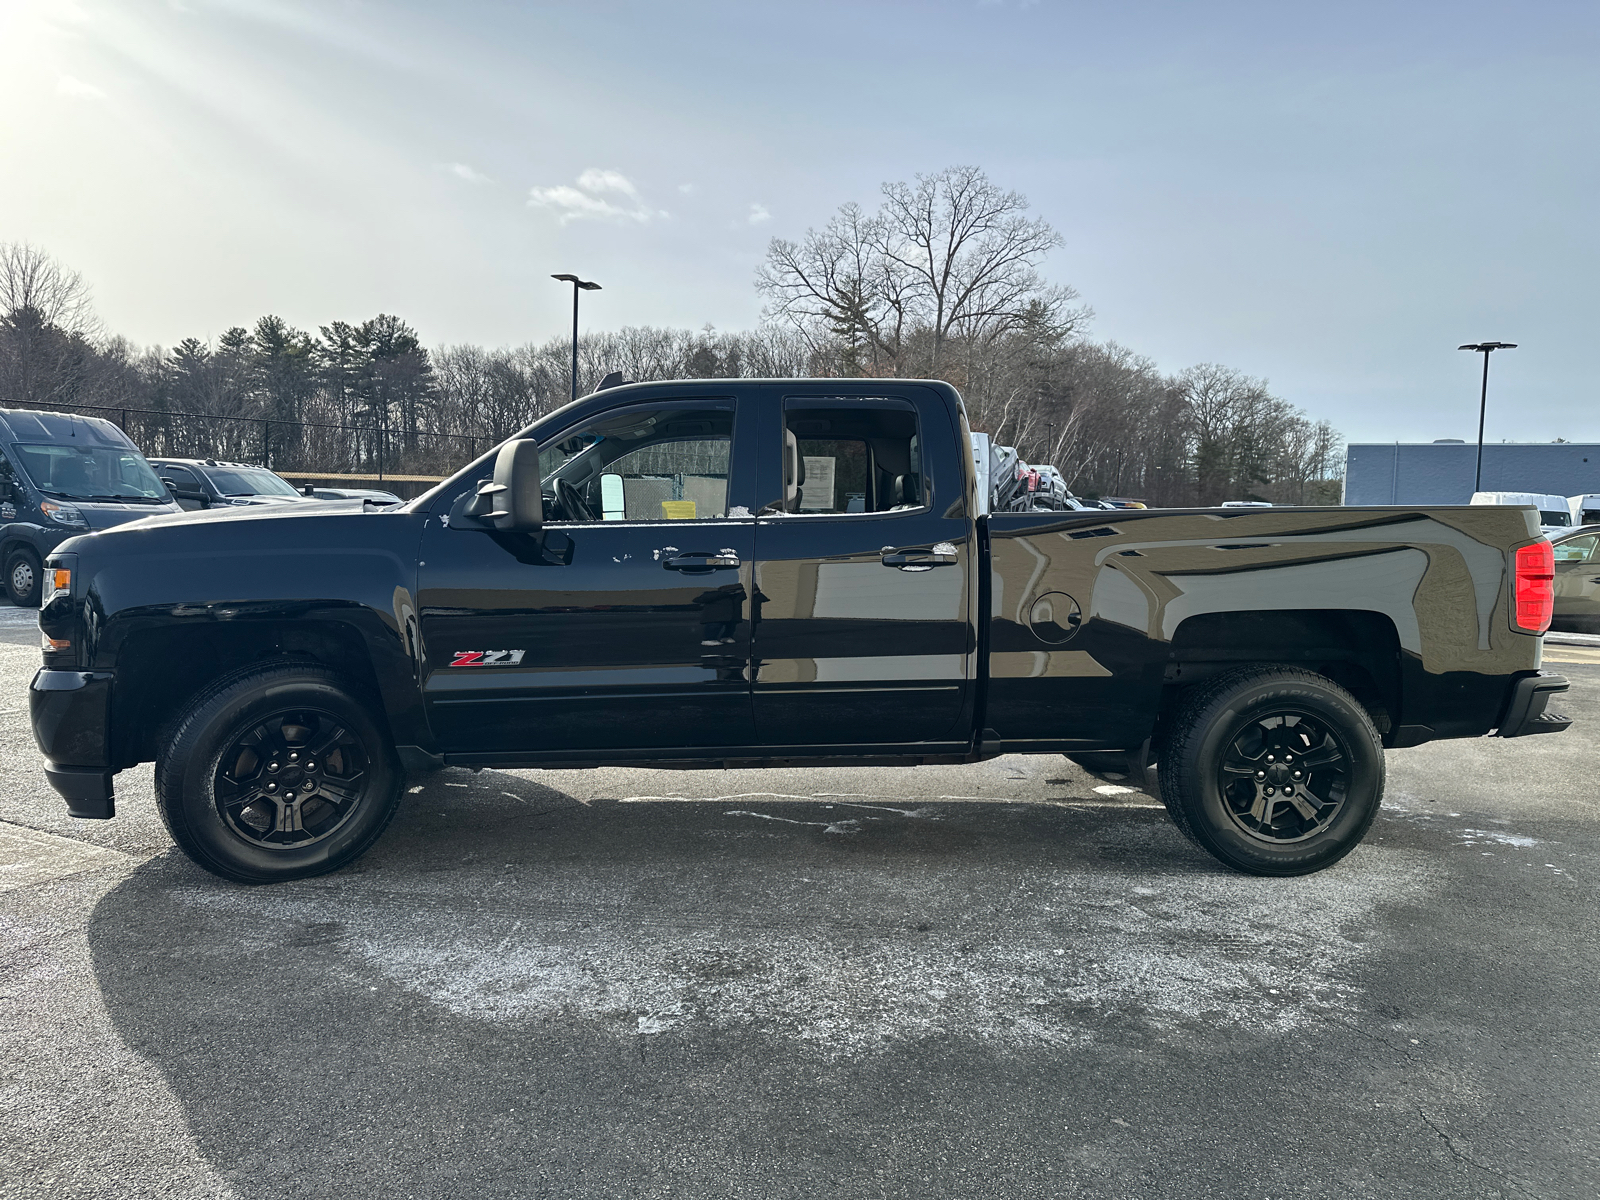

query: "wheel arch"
left=109, top=616, right=422, bottom=768
left=1160, top=609, right=1403, bottom=747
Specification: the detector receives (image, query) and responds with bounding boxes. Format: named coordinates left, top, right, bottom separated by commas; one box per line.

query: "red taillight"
left=1513, top=540, right=1554, bottom=633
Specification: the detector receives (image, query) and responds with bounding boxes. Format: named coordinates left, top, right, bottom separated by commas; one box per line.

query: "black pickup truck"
left=30, top=379, right=1572, bottom=883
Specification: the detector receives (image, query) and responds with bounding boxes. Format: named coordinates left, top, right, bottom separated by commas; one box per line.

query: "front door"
left=417, top=397, right=758, bottom=757
left=749, top=385, right=977, bottom=749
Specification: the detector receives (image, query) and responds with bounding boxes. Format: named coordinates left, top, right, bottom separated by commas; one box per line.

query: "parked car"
left=1569, top=494, right=1600, bottom=528
left=1471, top=491, right=1573, bottom=535
left=32, top=378, right=1570, bottom=884
left=0, top=408, right=181, bottom=605
left=148, top=458, right=311, bottom=510
left=300, top=486, right=404, bottom=506
left=1551, top=525, right=1600, bottom=634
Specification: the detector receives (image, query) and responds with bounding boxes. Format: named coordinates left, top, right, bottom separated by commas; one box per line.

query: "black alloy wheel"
left=156, top=663, right=402, bottom=883
left=213, top=709, right=369, bottom=850
left=1216, top=711, right=1351, bottom=843
left=1159, top=666, right=1384, bottom=876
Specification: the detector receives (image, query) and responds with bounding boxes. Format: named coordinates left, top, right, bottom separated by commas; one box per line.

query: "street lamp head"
left=1458, top=342, right=1517, bottom=352
left=551, top=273, right=601, bottom=290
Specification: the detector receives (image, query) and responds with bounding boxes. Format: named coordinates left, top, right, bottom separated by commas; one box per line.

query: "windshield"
left=200, top=466, right=302, bottom=497
left=1540, top=510, right=1572, bottom=527
left=12, top=442, right=168, bottom=501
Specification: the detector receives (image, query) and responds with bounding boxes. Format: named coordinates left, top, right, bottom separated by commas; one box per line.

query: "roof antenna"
left=597, top=371, right=628, bottom=391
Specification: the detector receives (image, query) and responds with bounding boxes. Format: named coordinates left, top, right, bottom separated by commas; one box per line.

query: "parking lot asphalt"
left=2, top=599, right=1598, bottom=1199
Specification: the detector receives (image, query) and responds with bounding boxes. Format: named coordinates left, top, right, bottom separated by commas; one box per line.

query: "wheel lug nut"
left=1255, top=770, right=1266, bottom=780
left=285, top=791, right=295, bottom=801
left=1265, top=755, right=1275, bottom=763
left=1284, top=754, right=1293, bottom=763
left=268, top=762, right=279, bottom=773
left=1284, top=785, right=1294, bottom=795
left=265, top=782, right=277, bottom=793
left=1292, top=770, right=1302, bottom=780
left=289, top=752, right=299, bottom=762
left=1265, top=786, right=1275, bottom=795
left=305, top=761, right=316, bottom=772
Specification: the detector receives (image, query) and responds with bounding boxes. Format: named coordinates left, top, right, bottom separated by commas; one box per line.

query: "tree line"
left=0, top=167, right=1342, bottom=502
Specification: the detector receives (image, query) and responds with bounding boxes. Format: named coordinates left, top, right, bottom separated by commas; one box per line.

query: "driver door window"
left=540, top=407, right=735, bottom=523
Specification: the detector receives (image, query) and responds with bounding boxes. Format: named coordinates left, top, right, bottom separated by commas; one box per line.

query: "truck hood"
left=74, top=499, right=186, bottom=530
left=51, top=496, right=418, bottom=568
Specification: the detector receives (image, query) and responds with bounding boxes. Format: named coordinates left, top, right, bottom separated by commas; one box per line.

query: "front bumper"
left=30, top=669, right=117, bottom=818
left=1496, top=671, right=1573, bottom=738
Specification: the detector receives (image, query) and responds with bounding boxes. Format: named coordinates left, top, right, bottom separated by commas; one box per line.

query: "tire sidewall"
left=1180, top=675, right=1384, bottom=875
left=167, top=673, right=400, bottom=882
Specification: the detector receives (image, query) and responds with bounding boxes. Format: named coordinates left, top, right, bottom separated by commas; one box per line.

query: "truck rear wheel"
left=1158, top=666, right=1384, bottom=876
left=155, top=663, right=402, bottom=883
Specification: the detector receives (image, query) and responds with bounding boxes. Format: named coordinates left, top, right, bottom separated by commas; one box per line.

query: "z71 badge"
left=449, top=650, right=526, bottom=667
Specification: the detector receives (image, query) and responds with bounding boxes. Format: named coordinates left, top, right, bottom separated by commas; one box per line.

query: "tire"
left=6, top=548, right=41, bottom=607
left=1158, top=666, right=1384, bottom=876
left=155, top=663, right=403, bottom=883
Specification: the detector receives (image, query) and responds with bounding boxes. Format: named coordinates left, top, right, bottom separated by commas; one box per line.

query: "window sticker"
left=800, top=456, right=836, bottom=511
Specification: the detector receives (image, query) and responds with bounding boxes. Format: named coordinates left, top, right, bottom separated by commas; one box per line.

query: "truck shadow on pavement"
left=82, top=770, right=1489, bottom=1198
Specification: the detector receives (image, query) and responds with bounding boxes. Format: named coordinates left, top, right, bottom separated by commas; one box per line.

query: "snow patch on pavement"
left=176, top=844, right=1436, bottom=1059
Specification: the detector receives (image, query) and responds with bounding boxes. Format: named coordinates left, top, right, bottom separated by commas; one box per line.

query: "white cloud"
left=446, top=162, right=492, bottom=185
left=56, top=75, right=107, bottom=101
left=678, top=183, right=696, bottom=195
left=528, top=168, right=661, bottom=225
left=575, top=168, right=638, bottom=198
left=747, top=203, right=772, bottom=225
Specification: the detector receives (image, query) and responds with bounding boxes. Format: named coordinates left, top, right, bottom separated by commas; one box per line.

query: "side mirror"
left=600, top=473, right=625, bottom=520
left=302, top=485, right=316, bottom=496
left=481, top=439, right=542, bottom=532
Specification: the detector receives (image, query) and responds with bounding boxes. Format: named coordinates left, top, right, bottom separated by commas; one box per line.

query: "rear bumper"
left=1496, top=671, right=1573, bottom=738
left=30, top=669, right=117, bottom=818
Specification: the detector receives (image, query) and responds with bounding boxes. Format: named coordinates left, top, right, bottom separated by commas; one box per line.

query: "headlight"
left=40, top=501, right=88, bottom=528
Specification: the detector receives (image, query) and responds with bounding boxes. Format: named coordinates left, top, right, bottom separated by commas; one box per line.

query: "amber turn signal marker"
left=52, top=568, right=71, bottom=591
left=42, top=634, right=71, bottom=651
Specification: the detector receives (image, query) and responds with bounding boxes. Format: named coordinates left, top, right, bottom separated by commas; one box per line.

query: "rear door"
left=748, top=384, right=977, bottom=749
left=417, top=395, right=759, bottom=756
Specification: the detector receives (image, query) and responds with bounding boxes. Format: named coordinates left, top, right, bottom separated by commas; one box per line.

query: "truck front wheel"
left=7, top=548, right=41, bottom=607
left=155, top=663, right=403, bottom=883
left=1159, top=666, right=1384, bottom=876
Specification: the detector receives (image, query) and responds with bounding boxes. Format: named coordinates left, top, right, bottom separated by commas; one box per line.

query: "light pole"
left=551, top=273, right=601, bottom=402
left=1458, top=341, right=1517, bottom=494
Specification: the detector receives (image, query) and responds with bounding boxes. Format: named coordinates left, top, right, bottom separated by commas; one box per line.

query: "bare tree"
left=0, top=242, right=99, bottom=336
left=757, top=166, right=1085, bottom=377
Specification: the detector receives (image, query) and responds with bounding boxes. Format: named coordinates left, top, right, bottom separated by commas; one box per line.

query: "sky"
left=1, top=0, right=1596, bottom=445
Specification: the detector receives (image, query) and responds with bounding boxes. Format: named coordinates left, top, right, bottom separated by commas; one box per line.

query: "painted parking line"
left=0, top=822, right=133, bottom=891
left=1543, top=647, right=1600, bottom=665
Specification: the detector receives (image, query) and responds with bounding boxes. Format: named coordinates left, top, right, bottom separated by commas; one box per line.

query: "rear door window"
left=775, top=400, right=923, bottom=516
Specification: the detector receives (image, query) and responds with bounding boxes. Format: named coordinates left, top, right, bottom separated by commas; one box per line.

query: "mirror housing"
left=483, top=439, right=543, bottom=532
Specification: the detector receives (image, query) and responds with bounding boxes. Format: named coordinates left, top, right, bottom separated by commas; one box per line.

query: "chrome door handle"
left=664, top=553, right=740, bottom=571
left=880, top=542, right=958, bottom=570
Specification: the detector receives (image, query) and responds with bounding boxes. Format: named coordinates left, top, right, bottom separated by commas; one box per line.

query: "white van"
left=1569, top=494, right=1600, bottom=528
left=1469, top=491, right=1574, bottom=534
